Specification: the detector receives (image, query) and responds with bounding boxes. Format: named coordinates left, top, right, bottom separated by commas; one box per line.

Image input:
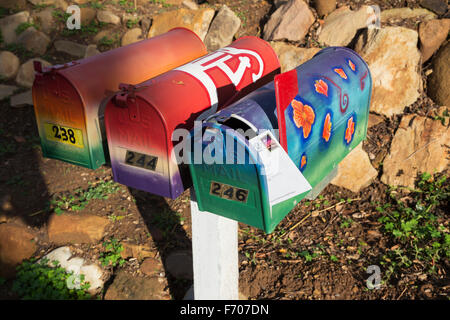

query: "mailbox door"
left=33, top=71, right=91, bottom=167
left=105, top=96, right=171, bottom=197
left=276, top=47, right=372, bottom=188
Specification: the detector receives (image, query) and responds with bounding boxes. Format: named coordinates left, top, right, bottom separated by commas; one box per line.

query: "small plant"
left=99, top=239, right=125, bottom=268
left=340, top=218, right=353, bottom=229
left=378, top=172, right=449, bottom=281
left=90, top=0, right=105, bottom=9
left=126, top=18, right=139, bottom=29
left=299, top=250, right=319, bottom=263
left=12, top=258, right=91, bottom=300
left=108, top=214, right=125, bottom=223
left=15, top=22, right=38, bottom=35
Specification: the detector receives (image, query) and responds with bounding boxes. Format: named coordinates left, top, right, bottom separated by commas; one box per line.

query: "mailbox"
left=32, top=28, right=207, bottom=169
left=188, top=47, right=372, bottom=233
left=104, top=36, right=281, bottom=199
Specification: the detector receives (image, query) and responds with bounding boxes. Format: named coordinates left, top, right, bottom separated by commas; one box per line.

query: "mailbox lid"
left=33, top=28, right=207, bottom=169
left=276, top=46, right=372, bottom=188
left=33, top=70, right=91, bottom=167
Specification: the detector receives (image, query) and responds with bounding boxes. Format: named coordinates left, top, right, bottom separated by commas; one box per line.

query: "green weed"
left=12, top=258, right=91, bottom=300
left=99, top=239, right=125, bottom=268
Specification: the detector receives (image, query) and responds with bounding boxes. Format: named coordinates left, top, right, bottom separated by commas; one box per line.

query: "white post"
left=189, top=188, right=239, bottom=300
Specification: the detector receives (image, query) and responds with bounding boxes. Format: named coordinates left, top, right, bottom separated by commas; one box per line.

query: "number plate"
left=209, top=181, right=249, bottom=203
left=44, top=123, right=84, bottom=148
left=124, top=150, right=158, bottom=171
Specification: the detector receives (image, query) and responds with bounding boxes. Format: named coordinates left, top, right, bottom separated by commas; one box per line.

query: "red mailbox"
left=32, top=28, right=207, bottom=169
left=105, top=36, right=281, bottom=199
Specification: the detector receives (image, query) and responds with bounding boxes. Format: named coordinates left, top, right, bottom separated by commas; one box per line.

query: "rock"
left=269, top=42, right=320, bottom=72
left=381, top=114, right=449, bottom=188
left=0, top=51, right=20, bottom=80
left=274, top=0, right=288, bottom=8
left=0, top=0, right=27, bottom=9
left=0, top=84, right=18, bottom=100
left=97, top=10, right=121, bottom=25
left=34, top=8, right=55, bottom=35
left=419, top=19, right=450, bottom=62
left=140, top=258, right=163, bottom=276
left=315, top=0, right=336, bottom=17
left=165, top=250, right=193, bottom=280
left=164, top=0, right=184, bottom=4
left=15, top=58, right=51, bottom=88
left=27, top=0, right=56, bottom=5
left=104, top=270, right=166, bottom=300
left=120, top=242, right=153, bottom=261
left=84, top=44, right=101, bottom=58
left=204, top=5, right=241, bottom=52
left=182, top=0, right=198, bottom=10
left=16, top=27, right=51, bottom=55
left=121, top=28, right=143, bottom=46
left=318, top=5, right=373, bottom=46
left=54, top=40, right=87, bottom=58
left=355, top=27, right=421, bottom=117
left=428, top=42, right=450, bottom=107
left=47, top=213, right=110, bottom=245
left=367, top=113, right=384, bottom=128
left=380, top=8, right=437, bottom=22
left=41, top=246, right=105, bottom=295
left=10, top=90, right=33, bottom=107
left=331, top=144, right=378, bottom=193
left=420, top=0, right=448, bottom=15
left=0, top=223, right=37, bottom=278
left=93, top=29, right=114, bottom=43
left=148, top=8, right=214, bottom=41
left=263, top=0, right=314, bottom=42
left=0, top=11, right=30, bottom=45
left=80, top=7, right=96, bottom=26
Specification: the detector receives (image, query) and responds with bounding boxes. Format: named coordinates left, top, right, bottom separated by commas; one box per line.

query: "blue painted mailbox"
left=188, top=47, right=372, bottom=233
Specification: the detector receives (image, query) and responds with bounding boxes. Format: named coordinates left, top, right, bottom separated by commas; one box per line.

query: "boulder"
left=380, top=7, right=437, bottom=22
left=121, top=28, right=143, bottom=46
left=16, top=27, right=51, bottom=55
left=47, top=213, right=110, bottom=245
left=84, top=44, right=101, bottom=58
left=164, top=250, right=193, bottom=280
left=263, top=0, right=314, bottom=42
left=140, top=258, right=163, bottom=276
left=0, top=84, right=19, bottom=100
left=331, top=144, right=378, bottom=193
left=318, top=5, right=373, bottom=46
left=0, top=11, right=30, bottom=45
left=315, top=0, right=336, bottom=17
left=10, top=90, right=33, bottom=107
left=104, top=270, right=166, bottom=300
left=269, top=42, right=320, bottom=72
left=0, top=51, right=20, bottom=79
left=381, top=114, right=449, bottom=188
left=34, top=7, right=55, bottom=35
left=148, top=8, right=214, bottom=41
left=427, top=42, right=450, bottom=107
left=15, top=58, right=51, bottom=88
left=419, top=0, right=448, bottom=15
left=120, top=242, right=153, bottom=261
left=355, top=27, right=421, bottom=117
left=204, top=5, right=241, bottom=52
left=80, top=7, right=96, bottom=26
left=97, top=10, right=121, bottom=25
left=419, top=19, right=450, bottom=62
left=54, top=40, right=87, bottom=58
left=182, top=0, right=198, bottom=10
left=0, top=223, right=37, bottom=278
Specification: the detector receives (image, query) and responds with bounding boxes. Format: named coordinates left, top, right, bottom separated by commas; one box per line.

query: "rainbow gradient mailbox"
left=104, top=36, right=280, bottom=199
left=188, top=47, right=372, bottom=233
left=32, top=28, right=207, bottom=169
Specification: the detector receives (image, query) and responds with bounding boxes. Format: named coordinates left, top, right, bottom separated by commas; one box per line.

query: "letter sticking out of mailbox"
left=188, top=47, right=372, bottom=233
left=104, top=36, right=281, bottom=199
left=32, top=28, right=207, bottom=169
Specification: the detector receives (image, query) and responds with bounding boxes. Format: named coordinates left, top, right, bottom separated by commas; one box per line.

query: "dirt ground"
left=0, top=0, right=448, bottom=300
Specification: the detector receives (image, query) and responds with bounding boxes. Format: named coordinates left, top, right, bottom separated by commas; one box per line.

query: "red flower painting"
left=348, top=60, right=356, bottom=72
left=322, top=113, right=332, bottom=142
left=300, top=154, right=307, bottom=170
left=334, top=68, right=348, bottom=80
left=314, top=79, right=328, bottom=97
left=292, top=99, right=315, bottom=139
left=345, top=116, right=355, bottom=144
